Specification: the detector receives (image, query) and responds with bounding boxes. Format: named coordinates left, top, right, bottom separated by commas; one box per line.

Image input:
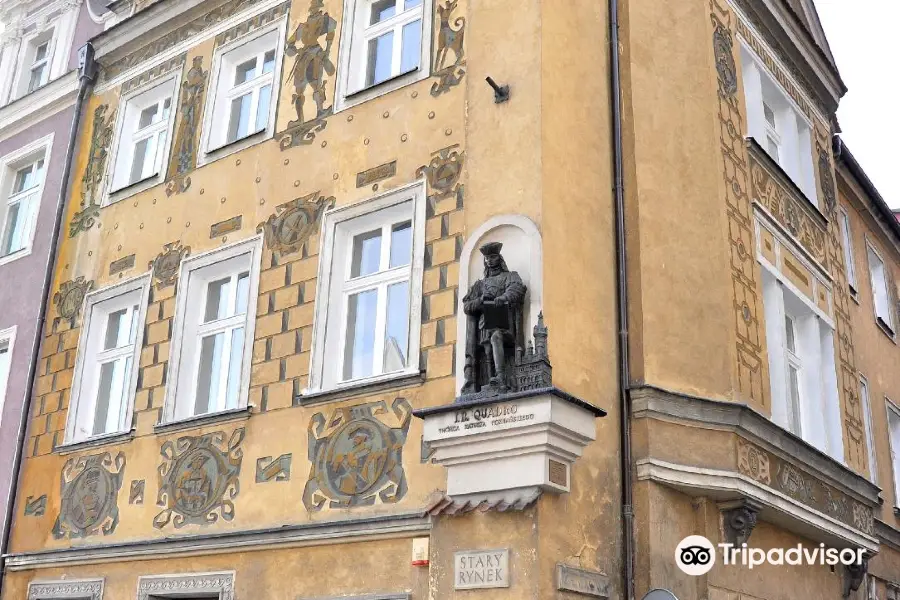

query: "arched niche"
left=454, top=215, right=543, bottom=392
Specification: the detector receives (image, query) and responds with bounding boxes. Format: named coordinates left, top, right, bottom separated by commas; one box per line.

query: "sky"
left=816, top=1, right=900, bottom=209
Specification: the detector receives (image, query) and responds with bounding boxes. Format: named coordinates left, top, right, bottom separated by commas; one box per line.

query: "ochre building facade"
left=2, top=0, right=900, bottom=599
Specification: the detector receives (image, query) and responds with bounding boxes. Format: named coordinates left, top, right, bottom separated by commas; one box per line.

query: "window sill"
left=200, top=128, right=268, bottom=167
left=298, top=370, right=425, bottom=407
left=876, top=316, right=896, bottom=341
left=55, top=429, right=135, bottom=455
left=154, top=406, right=251, bottom=435
left=345, top=67, right=419, bottom=100
left=745, top=137, right=828, bottom=226
left=336, top=67, right=427, bottom=114
left=0, top=246, right=33, bottom=267
left=105, top=172, right=162, bottom=205
left=848, top=284, right=860, bottom=305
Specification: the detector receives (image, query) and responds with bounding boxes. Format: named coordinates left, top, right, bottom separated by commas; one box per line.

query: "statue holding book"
left=461, top=242, right=528, bottom=396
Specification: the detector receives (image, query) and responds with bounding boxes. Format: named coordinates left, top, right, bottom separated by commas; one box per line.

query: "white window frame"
left=198, top=19, right=287, bottom=167
left=334, top=0, right=434, bottom=113
left=839, top=206, right=858, bottom=294
left=0, top=325, right=16, bottom=431
left=859, top=375, right=877, bottom=483
left=757, top=215, right=843, bottom=462
left=0, top=133, right=53, bottom=266
left=104, top=74, right=180, bottom=204
left=740, top=43, right=817, bottom=206
left=64, top=274, right=151, bottom=445
left=866, top=240, right=894, bottom=334
left=886, top=399, right=900, bottom=509
left=307, top=181, right=426, bottom=395
left=162, top=237, right=263, bottom=424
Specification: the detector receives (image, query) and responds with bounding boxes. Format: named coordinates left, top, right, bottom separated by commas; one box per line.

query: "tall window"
left=860, top=377, right=877, bottom=483
left=761, top=268, right=843, bottom=461
left=0, top=327, right=14, bottom=430
left=27, top=38, right=52, bottom=93
left=204, top=27, right=283, bottom=155
left=867, top=243, right=894, bottom=333
left=166, top=240, right=261, bottom=422
left=1, top=157, right=45, bottom=257
left=839, top=207, right=858, bottom=293
left=109, top=79, right=176, bottom=195
left=741, top=46, right=817, bottom=205
left=335, top=0, right=432, bottom=111
left=888, top=402, right=900, bottom=508
left=309, top=184, right=425, bottom=393
left=67, top=278, right=149, bottom=443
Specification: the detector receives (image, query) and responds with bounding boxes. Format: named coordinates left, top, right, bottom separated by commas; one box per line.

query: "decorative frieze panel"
left=417, top=145, right=465, bottom=216
left=27, top=579, right=104, bottom=600
left=431, top=0, right=466, bottom=96
left=165, top=56, right=207, bottom=196
left=303, top=398, right=412, bottom=511
left=736, top=439, right=874, bottom=535
left=154, top=428, right=244, bottom=529
left=70, top=105, right=115, bottom=237
left=137, top=572, right=234, bottom=600
left=121, top=53, right=186, bottom=95
left=214, top=1, right=289, bottom=47
left=52, top=452, right=125, bottom=539
left=748, top=149, right=828, bottom=267
left=709, top=0, right=767, bottom=408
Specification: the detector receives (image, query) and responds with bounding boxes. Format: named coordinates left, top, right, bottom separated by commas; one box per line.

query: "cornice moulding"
left=0, top=71, right=78, bottom=140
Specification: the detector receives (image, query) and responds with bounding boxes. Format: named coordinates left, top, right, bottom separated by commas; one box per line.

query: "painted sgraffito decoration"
left=70, top=104, right=115, bottom=237
left=303, top=398, right=412, bottom=511
left=431, top=0, right=466, bottom=96
left=257, top=192, right=333, bottom=258
left=165, top=56, right=208, bottom=196
left=53, top=276, right=94, bottom=326
left=154, top=428, right=244, bottom=529
left=150, top=240, right=191, bottom=288
left=52, top=452, right=125, bottom=539
left=278, top=0, right=336, bottom=150
left=23, top=495, right=47, bottom=516
left=417, top=144, right=465, bottom=216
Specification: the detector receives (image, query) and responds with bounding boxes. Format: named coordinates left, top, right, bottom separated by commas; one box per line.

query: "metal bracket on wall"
left=485, top=77, right=510, bottom=103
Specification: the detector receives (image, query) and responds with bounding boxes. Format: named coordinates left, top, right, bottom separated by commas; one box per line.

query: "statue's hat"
left=479, top=241, right=503, bottom=256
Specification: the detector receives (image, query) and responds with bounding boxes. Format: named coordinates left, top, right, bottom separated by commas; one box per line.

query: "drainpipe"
left=607, top=1, right=635, bottom=599
left=0, top=43, right=97, bottom=594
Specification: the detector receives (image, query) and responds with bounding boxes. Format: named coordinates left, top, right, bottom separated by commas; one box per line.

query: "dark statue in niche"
left=460, top=242, right=552, bottom=399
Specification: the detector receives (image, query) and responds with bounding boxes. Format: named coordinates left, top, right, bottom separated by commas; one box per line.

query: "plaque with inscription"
left=455, top=549, right=509, bottom=590
left=549, top=459, right=568, bottom=487
left=556, top=564, right=610, bottom=598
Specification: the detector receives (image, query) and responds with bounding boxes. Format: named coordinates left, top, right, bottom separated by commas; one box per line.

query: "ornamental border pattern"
left=27, top=578, right=104, bottom=600
left=137, top=572, right=234, bottom=600
left=710, top=0, right=767, bottom=409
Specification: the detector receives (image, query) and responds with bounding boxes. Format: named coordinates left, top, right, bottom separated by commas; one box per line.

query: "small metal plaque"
left=210, top=215, right=242, bottom=238
left=109, top=254, right=135, bottom=275
left=356, top=161, right=397, bottom=187
left=556, top=564, right=610, bottom=598
left=549, top=459, right=567, bottom=487
left=455, top=549, right=509, bottom=590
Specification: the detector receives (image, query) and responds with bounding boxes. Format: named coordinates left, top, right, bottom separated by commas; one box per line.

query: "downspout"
left=608, top=1, right=635, bottom=600
left=0, top=43, right=97, bottom=593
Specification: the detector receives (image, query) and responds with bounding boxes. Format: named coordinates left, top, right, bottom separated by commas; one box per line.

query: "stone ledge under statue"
left=413, top=242, right=606, bottom=508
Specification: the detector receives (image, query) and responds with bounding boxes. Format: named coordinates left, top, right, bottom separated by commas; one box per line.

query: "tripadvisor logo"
left=675, top=536, right=866, bottom=575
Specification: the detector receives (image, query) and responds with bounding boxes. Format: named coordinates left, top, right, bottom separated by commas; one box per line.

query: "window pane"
left=204, top=277, right=231, bottom=322
left=384, top=281, right=409, bottom=372
left=1, top=201, right=23, bottom=255
left=235, top=273, right=250, bottom=315
left=234, top=58, right=257, bottom=85
left=255, top=83, right=272, bottom=132
left=34, top=42, right=49, bottom=62
left=351, top=229, right=382, bottom=277
left=405, top=0, right=422, bottom=6
left=766, top=136, right=780, bottom=162
left=93, top=357, right=131, bottom=435
left=27, top=65, right=45, bottom=92
left=764, top=103, right=776, bottom=128
left=787, top=365, right=801, bottom=434
left=784, top=315, right=796, bottom=353
left=13, top=164, right=36, bottom=194
left=389, top=221, right=412, bottom=268
left=366, top=31, right=394, bottom=86
left=0, top=340, right=9, bottom=402
left=227, top=93, right=252, bottom=142
left=370, top=0, right=396, bottom=24
left=224, top=327, right=244, bottom=410
left=162, top=97, right=172, bottom=119
left=104, top=309, right=129, bottom=350
left=154, top=130, right=168, bottom=174
left=343, top=289, right=378, bottom=380
left=130, top=138, right=150, bottom=184
left=138, top=104, right=159, bottom=129
left=195, top=332, right=225, bottom=415
left=400, top=20, right=421, bottom=73
left=263, top=50, right=276, bottom=74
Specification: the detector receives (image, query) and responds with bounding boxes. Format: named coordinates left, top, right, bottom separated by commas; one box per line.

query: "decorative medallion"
left=166, top=56, right=208, bottom=196
left=256, top=454, right=292, bottom=482
left=150, top=241, right=190, bottom=288
left=52, top=452, right=126, bottom=539
left=736, top=438, right=771, bottom=485
left=817, top=145, right=837, bottom=215
left=23, top=494, right=47, bottom=516
left=712, top=21, right=737, bottom=97
left=154, top=428, right=244, bottom=529
left=53, top=276, right=93, bottom=326
left=278, top=0, right=336, bottom=150
left=257, top=192, right=333, bottom=258
left=431, top=0, right=466, bottom=96
left=417, top=144, right=465, bottom=215
left=303, top=398, right=412, bottom=511
left=70, top=105, right=115, bottom=237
